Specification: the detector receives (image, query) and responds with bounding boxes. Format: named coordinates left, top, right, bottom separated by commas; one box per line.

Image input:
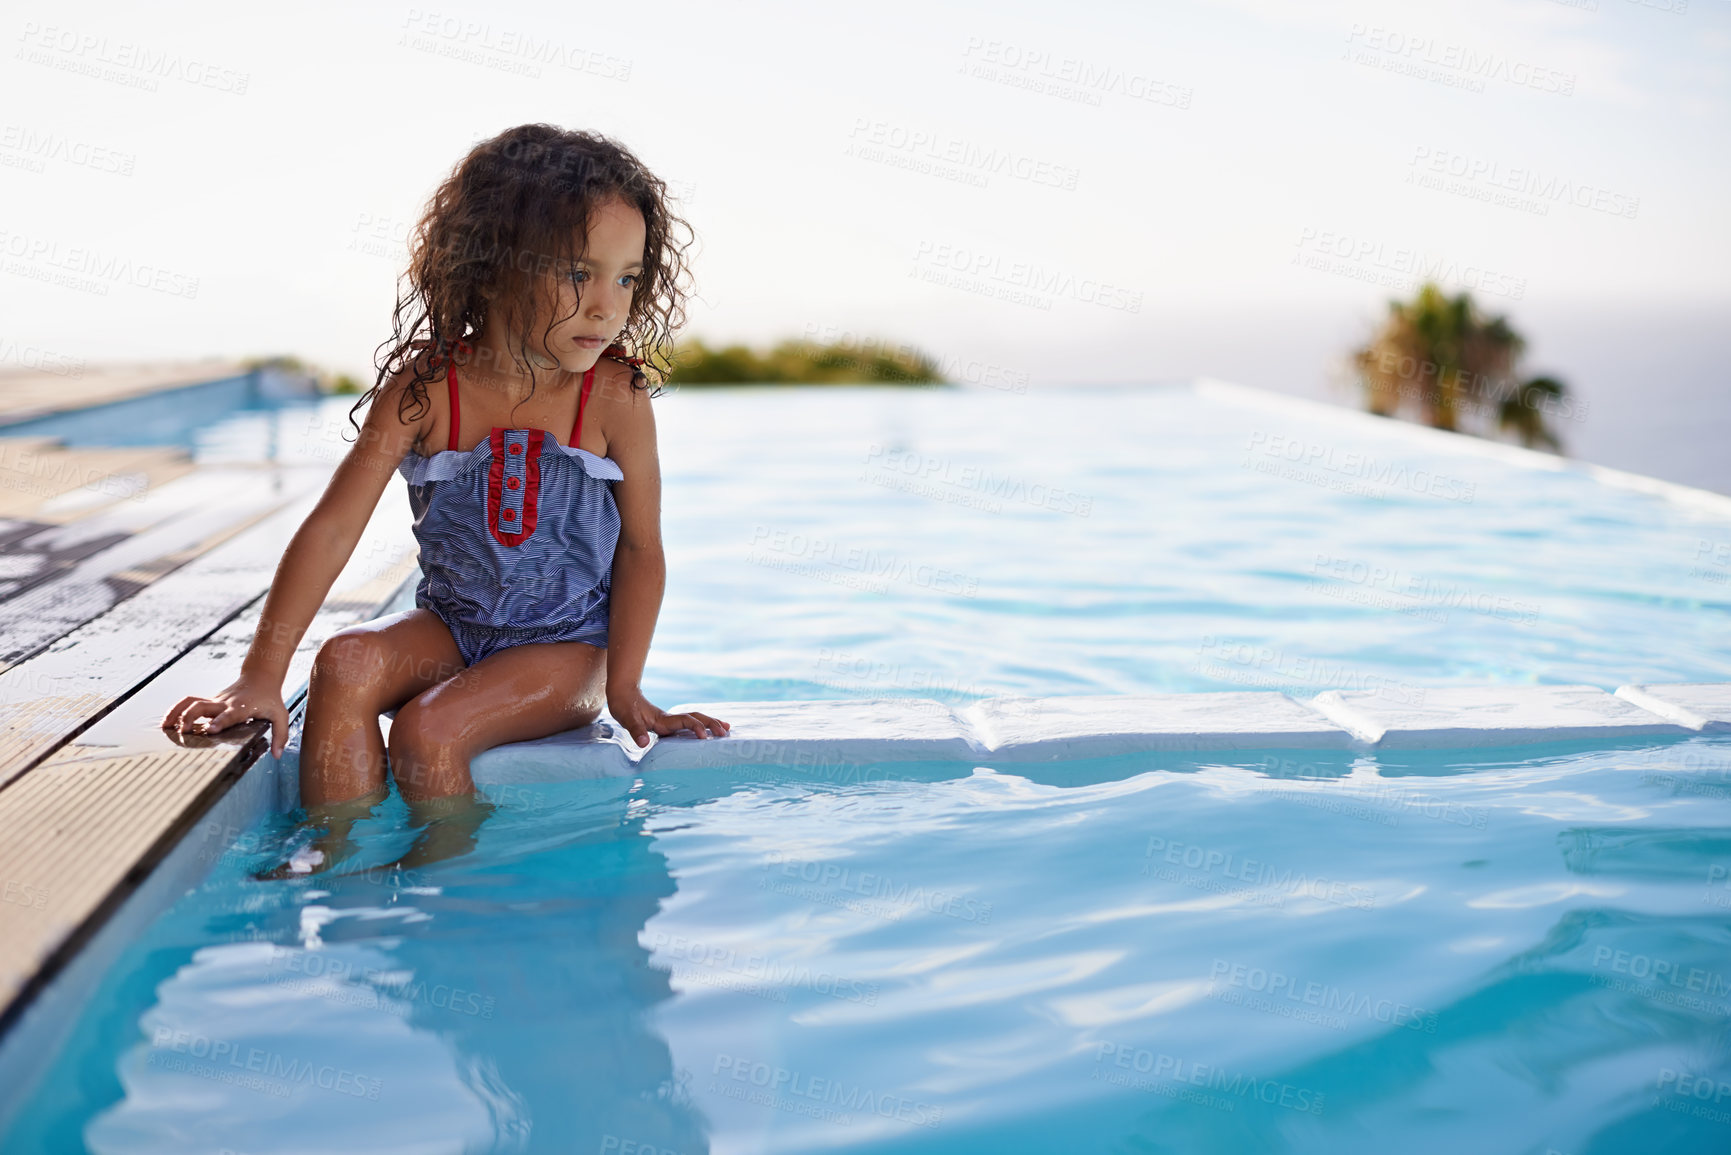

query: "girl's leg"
left=300, top=608, right=467, bottom=807
left=386, top=638, right=608, bottom=802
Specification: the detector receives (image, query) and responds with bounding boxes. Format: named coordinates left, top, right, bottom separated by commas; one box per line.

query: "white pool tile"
left=638, top=698, right=979, bottom=771
left=452, top=683, right=1731, bottom=785
left=963, top=692, right=1358, bottom=760
left=470, top=721, right=636, bottom=782
left=1308, top=685, right=1694, bottom=748
left=1614, top=684, right=1731, bottom=732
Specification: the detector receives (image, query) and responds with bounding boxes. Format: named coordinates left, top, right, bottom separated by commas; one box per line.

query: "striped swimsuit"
left=395, top=345, right=626, bottom=666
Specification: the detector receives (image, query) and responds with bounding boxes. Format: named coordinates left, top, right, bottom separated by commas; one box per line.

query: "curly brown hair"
left=350, top=123, right=693, bottom=436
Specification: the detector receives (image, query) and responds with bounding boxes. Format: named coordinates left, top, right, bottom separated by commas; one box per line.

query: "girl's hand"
left=607, top=689, right=730, bottom=748
left=163, top=675, right=292, bottom=758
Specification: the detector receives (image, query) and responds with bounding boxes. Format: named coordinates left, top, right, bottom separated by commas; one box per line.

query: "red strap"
left=572, top=364, right=596, bottom=446
left=445, top=355, right=463, bottom=452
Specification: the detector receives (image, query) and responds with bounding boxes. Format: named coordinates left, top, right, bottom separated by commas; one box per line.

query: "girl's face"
left=525, top=194, right=647, bottom=375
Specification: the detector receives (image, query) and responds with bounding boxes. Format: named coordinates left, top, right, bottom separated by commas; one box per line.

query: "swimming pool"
left=2, top=382, right=1729, bottom=1152
left=58, top=379, right=1731, bottom=699
left=0, top=369, right=324, bottom=458
left=7, top=734, right=1731, bottom=1153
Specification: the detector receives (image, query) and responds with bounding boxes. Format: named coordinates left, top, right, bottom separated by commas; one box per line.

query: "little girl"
left=162, top=124, right=728, bottom=826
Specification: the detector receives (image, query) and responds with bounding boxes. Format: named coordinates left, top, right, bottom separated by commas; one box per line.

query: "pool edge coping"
left=1192, top=377, right=1731, bottom=518
left=355, top=683, right=1731, bottom=785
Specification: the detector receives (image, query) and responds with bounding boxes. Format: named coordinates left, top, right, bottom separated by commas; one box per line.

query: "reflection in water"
left=60, top=777, right=712, bottom=1154
left=5, top=740, right=1731, bottom=1153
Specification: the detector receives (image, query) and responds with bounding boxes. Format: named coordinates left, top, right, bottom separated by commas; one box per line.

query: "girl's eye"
left=567, top=271, right=636, bottom=286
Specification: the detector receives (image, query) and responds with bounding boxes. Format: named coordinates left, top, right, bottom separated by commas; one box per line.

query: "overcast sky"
left=2, top=0, right=1725, bottom=402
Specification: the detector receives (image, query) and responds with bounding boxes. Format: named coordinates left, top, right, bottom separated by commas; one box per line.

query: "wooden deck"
left=0, top=372, right=417, bottom=1033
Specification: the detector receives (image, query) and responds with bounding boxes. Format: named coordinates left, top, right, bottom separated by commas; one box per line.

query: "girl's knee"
left=311, top=629, right=392, bottom=697
left=387, top=698, right=476, bottom=798
left=388, top=695, right=481, bottom=763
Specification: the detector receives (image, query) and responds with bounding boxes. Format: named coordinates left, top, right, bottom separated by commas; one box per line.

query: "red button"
left=509, top=444, right=523, bottom=455
left=507, top=476, right=521, bottom=490
left=502, top=510, right=516, bottom=521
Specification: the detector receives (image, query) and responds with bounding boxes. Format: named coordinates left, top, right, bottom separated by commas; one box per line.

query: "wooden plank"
left=0, top=438, right=196, bottom=523
left=0, top=472, right=410, bottom=788
left=0, top=529, right=420, bottom=1022
left=0, top=518, right=55, bottom=554
left=0, top=466, right=325, bottom=669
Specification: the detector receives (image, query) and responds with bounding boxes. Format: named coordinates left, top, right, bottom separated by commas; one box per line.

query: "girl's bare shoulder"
left=365, top=352, right=441, bottom=458
left=595, top=353, right=650, bottom=411
left=592, top=352, right=654, bottom=457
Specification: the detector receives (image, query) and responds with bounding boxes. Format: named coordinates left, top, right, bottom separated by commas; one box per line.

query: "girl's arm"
left=162, top=372, right=427, bottom=756
left=603, top=375, right=729, bottom=747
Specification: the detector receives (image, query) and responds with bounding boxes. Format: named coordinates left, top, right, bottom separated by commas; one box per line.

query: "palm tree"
left=1498, top=376, right=1565, bottom=452
left=1351, top=282, right=1569, bottom=451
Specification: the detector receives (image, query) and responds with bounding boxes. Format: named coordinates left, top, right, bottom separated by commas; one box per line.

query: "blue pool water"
left=4, top=383, right=1730, bottom=1152
left=114, top=382, right=1731, bottom=700
left=0, top=371, right=324, bottom=457
left=7, top=736, right=1731, bottom=1152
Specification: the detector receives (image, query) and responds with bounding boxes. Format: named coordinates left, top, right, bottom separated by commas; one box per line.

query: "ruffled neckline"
left=397, top=428, right=624, bottom=486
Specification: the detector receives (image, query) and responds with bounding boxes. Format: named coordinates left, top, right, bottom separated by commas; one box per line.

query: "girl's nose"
left=590, top=289, right=624, bottom=320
